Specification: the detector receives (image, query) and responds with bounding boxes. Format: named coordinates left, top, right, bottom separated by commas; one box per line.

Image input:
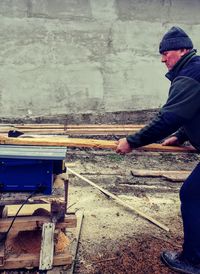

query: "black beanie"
left=159, top=26, right=193, bottom=54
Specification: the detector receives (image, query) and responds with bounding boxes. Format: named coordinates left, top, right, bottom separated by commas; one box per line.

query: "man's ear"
left=180, top=49, right=189, bottom=56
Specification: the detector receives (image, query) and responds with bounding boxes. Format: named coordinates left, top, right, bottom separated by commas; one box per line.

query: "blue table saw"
left=0, top=145, right=67, bottom=194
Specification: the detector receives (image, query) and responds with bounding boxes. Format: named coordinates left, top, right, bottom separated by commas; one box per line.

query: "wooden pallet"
left=0, top=177, right=77, bottom=271
left=0, top=212, right=76, bottom=270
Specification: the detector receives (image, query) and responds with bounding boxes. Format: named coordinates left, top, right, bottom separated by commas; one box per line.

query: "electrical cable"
left=0, top=187, right=41, bottom=243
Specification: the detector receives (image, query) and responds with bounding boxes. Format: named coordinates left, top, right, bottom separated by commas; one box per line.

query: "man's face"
left=161, top=49, right=186, bottom=70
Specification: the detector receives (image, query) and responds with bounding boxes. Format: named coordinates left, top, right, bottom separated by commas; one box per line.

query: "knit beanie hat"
left=159, top=26, right=193, bottom=54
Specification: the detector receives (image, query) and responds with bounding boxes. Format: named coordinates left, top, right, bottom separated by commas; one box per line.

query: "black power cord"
left=0, top=186, right=43, bottom=243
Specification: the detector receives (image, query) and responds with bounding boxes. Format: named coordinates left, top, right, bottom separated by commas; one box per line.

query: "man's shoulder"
left=179, top=55, right=200, bottom=83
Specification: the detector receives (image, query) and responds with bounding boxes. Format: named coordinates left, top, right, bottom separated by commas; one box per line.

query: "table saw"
left=0, top=145, right=67, bottom=194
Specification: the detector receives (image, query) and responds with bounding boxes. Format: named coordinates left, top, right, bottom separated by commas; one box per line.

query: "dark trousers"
left=180, top=162, right=200, bottom=264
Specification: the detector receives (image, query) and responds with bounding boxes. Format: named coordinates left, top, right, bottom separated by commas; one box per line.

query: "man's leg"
left=180, top=162, right=200, bottom=263
left=161, top=163, right=200, bottom=273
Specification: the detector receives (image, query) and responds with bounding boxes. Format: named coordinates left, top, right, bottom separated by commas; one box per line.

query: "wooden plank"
left=0, top=128, right=140, bottom=135
left=0, top=136, right=197, bottom=153
left=131, top=169, right=190, bottom=177
left=0, top=213, right=77, bottom=232
left=6, top=124, right=145, bottom=129
left=12, top=128, right=140, bottom=132
left=131, top=169, right=190, bottom=182
left=0, top=136, right=118, bottom=149
left=0, top=250, right=72, bottom=270
left=0, top=199, right=49, bottom=206
left=66, top=211, right=84, bottom=274
left=7, top=204, right=50, bottom=217
left=39, top=223, right=55, bottom=270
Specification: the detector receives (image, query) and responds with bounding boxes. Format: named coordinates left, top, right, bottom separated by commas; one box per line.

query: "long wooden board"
left=0, top=136, right=197, bottom=153
left=0, top=125, right=143, bottom=135
left=0, top=124, right=145, bottom=129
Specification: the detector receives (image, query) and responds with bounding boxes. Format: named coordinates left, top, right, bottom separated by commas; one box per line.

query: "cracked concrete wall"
left=0, top=0, right=200, bottom=119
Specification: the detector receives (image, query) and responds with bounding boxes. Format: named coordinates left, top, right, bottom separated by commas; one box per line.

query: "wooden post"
left=64, top=179, right=69, bottom=214
left=51, top=201, right=66, bottom=222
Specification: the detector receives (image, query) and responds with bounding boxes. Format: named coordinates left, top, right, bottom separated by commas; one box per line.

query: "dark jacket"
left=126, top=49, right=200, bottom=151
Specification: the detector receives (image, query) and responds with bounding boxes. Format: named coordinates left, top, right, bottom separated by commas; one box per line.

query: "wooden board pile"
left=0, top=123, right=144, bottom=136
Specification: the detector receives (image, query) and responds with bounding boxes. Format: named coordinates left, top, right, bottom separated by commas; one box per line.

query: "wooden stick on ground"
left=66, top=211, right=84, bottom=274
left=67, top=168, right=169, bottom=232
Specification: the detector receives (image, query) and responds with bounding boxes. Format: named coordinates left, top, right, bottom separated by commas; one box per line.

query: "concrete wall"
left=0, top=0, right=200, bottom=121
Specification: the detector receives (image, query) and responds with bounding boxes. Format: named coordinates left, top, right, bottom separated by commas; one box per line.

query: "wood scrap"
left=67, top=168, right=169, bottom=232
left=162, top=174, right=189, bottom=182
left=131, top=169, right=190, bottom=182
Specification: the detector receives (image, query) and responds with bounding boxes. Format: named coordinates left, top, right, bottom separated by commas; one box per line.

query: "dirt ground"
left=1, top=147, right=199, bottom=274
left=61, top=148, right=200, bottom=274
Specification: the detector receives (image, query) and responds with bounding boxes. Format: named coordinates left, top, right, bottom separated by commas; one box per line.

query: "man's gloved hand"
left=116, top=138, right=133, bottom=154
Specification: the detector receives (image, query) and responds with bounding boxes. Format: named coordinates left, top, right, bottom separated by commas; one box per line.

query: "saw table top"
left=0, top=145, right=66, bottom=160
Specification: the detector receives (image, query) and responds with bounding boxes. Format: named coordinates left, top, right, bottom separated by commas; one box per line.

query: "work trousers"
left=180, top=162, right=200, bottom=264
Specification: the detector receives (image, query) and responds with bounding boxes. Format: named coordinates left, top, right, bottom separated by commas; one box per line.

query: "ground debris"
left=76, top=235, right=181, bottom=274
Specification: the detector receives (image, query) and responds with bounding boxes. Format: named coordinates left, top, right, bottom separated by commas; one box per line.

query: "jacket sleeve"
left=126, top=76, right=200, bottom=148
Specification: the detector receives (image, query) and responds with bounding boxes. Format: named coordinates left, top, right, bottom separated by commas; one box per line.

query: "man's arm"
left=116, top=76, right=200, bottom=153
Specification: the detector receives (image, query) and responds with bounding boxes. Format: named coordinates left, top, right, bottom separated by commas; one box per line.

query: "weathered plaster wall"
left=0, top=0, right=199, bottom=120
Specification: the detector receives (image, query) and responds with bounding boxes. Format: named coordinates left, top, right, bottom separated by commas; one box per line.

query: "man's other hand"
left=162, top=136, right=180, bottom=146
left=116, top=138, right=133, bottom=154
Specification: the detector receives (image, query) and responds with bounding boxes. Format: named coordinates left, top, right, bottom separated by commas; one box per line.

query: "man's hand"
left=162, top=136, right=180, bottom=146
left=116, top=138, right=133, bottom=154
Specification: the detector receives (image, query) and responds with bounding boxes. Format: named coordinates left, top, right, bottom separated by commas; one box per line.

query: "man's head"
left=159, top=26, right=193, bottom=70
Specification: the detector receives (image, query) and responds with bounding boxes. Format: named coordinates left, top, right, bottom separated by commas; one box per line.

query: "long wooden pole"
left=0, top=136, right=196, bottom=153
left=67, top=168, right=170, bottom=232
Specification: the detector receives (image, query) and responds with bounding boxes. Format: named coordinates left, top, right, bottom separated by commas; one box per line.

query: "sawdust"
left=6, top=230, right=42, bottom=256
left=55, top=230, right=70, bottom=254
left=54, top=175, right=65, bottom=188
left=5, top=207, right=69, bottom=260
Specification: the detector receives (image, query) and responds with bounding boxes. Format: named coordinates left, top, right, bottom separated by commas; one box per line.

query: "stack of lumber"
left=0, top=123, right=144, bottom=136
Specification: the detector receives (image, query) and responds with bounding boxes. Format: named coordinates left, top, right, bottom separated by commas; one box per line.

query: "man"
left=116, top=26, right=200, bottom=274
